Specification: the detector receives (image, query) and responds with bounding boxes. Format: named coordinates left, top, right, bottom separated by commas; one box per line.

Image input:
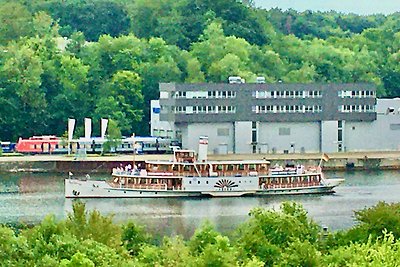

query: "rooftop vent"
left=256, top=76, right=265, bottom=84
left=228, top=76, right=245, bottom=84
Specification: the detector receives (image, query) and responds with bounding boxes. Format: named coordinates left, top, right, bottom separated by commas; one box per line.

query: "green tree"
left=102, top=119, right=122, bottom=154
left=122, top=221, right=150, bottom=256
left=35, top=0, right=131, bottom=41
left=0, top=42, right=46, bottom=139
left=322, top=232, right=400, bottom=266
left=283, top=64, right=317, bottom=83
left=279, top=239, right=321, bottom=267
left=60, top=252, right=95, bottom=267
left=159, top=236, right=193, bottom=267
left=0, top=2, right=32, bottom=45
left=64, top=201, right=121, bottom=248
left=95, top=70, right=143, bottom=134
left=235, top=202, right=320, bottom=265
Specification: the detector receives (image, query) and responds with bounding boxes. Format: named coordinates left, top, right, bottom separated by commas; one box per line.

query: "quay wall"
left=0, top=151, right=399, bottom=173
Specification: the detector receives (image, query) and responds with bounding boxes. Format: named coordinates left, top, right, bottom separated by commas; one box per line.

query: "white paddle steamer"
left=65, top=137, right=344, bottom=198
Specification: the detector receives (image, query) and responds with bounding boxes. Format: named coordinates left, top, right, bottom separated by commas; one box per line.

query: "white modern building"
left=151, top=82, right=400, bottom=154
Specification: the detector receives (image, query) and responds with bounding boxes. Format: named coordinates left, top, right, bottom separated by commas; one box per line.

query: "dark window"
left=252, top=131, right=257, bottom=142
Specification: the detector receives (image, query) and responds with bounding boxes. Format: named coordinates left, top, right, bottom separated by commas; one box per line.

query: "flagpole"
left=319, top=153, right=329, bottom=168
left=132, top=133, right=135, bottom=169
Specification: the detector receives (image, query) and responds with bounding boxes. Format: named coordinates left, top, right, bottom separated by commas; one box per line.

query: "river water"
left=0, top=170, right=400, bottom=238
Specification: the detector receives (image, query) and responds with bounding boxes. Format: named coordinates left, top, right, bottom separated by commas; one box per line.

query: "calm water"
left=1, top=170, right=400, bottom=237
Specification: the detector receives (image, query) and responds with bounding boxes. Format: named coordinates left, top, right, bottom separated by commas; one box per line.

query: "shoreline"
left=0, top=151, right=399, bottom=173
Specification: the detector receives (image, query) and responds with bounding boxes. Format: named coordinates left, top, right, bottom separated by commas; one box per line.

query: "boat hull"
left=65, top=179, right=201, bottom=198
left=65, top=178, right=343, bottom=198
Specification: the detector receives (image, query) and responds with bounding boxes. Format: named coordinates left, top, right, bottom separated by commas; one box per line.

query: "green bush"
left=1, top=201, right=400, bottom=266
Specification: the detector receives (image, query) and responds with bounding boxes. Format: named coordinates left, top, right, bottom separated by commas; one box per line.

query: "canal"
left=0, top=170, right=399, bottom=238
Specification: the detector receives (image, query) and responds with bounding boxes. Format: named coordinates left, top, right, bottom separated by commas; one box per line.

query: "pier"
left=0, top=151, right=399, bottom=173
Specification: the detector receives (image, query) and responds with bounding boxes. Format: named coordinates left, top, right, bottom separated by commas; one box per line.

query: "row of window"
left=252, top=90, right=322, bottom=99
left=165, top=89, right=376, bottom=100
left=338, top=90, right=375, bottom=98
left=174, top=106, right=236, bottom=114
left=338, top=105, right=375, bottom=113
left=165, top=104, right=376, bottom=114
left=173, top=91, right=236, bottom=99
left=252, top=105, right=323, bottom=113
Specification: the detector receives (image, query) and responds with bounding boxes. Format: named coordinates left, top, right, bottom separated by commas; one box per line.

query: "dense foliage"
left=1, top=201, right=400, bottom=266
left=0, top=0, right=399, bottom=140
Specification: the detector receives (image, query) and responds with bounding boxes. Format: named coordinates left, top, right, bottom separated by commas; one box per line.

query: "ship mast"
left=132, top=133, right=135, bottom=168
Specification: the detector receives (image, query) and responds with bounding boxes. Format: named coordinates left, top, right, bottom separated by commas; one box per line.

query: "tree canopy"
left=2, top=201, right=400, bottom=266
left=0, top=0, right=399, bottom=140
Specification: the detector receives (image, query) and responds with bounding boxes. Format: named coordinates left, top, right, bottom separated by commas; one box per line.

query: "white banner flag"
left=68, top=118, right=75, bottom=141
left=101, top=118, right=108, bottom=138
left=84, top=118, right=92, bottom=139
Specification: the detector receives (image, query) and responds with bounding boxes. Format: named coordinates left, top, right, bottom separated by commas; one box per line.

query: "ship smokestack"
left=198, top=136, right=208, bottom=162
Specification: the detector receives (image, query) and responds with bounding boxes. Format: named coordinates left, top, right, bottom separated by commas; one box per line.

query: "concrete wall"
left=345, top=114, right=400, bottom=151
left=321, top=121, right=338, bottom=153
left=184, top=123, right=234, bottom=154
left=234, top=121, right=253, bottom=154
left=344, top=98, right=400, bottom=151
left=258, top=122, right=320, bottom=153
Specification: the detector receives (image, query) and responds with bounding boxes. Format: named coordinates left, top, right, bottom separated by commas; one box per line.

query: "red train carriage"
left=15, top=135, right=65, bottom=154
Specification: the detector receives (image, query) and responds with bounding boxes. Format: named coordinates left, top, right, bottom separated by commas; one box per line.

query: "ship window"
left=261, top=164, right=267, bottom=170
left=249, top=164, right=256, bottom=170
left=239, top=164, right=245, bottom=170
left=217, top=165, right=223, bottom=171
left=227, top=164, right=234, bottom=171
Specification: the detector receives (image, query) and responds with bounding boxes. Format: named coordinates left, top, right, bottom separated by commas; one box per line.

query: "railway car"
left=71, top=137, right=138, bottom=154
left=133, top=136, right=172, bottom=154
left=15, top=136, right=68, bottom=154
left=0, top=141, right=16, bottom=153
left=15, top=135, right=180, bottom=155
left=77, top=136, right=178, bottom=154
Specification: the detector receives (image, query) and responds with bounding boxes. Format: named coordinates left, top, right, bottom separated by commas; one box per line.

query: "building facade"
left=151, top=82, right=400, bottom=154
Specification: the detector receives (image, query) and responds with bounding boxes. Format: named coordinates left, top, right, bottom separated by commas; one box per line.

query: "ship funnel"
left=198, top=136, right=208, bottom=162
